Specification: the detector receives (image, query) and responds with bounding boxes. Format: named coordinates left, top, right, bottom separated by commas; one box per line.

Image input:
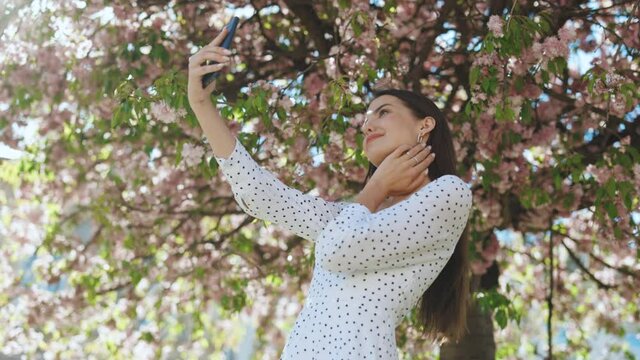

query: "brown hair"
left=363, top=88, right=472, bottom=344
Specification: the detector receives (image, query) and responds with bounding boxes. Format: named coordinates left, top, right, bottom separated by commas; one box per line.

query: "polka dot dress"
left=214, top=137, right=473, bottom=360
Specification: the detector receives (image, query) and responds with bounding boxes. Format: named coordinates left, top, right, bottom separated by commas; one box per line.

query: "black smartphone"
left=201, top=16, right=240, bottom=89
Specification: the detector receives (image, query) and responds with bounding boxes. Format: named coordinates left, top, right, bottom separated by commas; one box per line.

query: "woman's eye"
left=380, top=109, right=388, bottom=116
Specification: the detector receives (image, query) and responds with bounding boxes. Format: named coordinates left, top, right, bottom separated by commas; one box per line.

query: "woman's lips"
left=366, top=135, right=383, bottom=145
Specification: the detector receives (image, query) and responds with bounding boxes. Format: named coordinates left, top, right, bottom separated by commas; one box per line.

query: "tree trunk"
left=440, top=266, right=498, bottom=359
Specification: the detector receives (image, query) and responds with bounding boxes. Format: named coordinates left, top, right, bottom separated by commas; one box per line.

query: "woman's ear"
left=421, top=116, right=436, bottom=132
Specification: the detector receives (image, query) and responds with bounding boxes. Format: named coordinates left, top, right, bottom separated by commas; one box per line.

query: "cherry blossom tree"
left=1, top=0, right=638, bottom=358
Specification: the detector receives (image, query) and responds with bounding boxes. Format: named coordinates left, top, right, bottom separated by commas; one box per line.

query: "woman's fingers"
left=395, top=144, right=413, bottom=158
left=420, top=151, right=435, bottom=172
left=404, top=143, right=429, bottom=164
left=208, top=26, right=229, bottom=47
left=193, top=63, right=228, bottom=76
left=420, top=148, right=435, bottom=165
left=410, top=142, right=428, bottom=157
left=189, top=46, right=231, bottom=64
left=189, top=51, right=231, bottom=68
left=202, top=44, right=232, bottom=56
left=406, top=143, right=434, bottom=174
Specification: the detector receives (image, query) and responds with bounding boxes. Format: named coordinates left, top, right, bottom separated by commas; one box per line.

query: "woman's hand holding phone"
left=187, top=27, right=233, bottom=106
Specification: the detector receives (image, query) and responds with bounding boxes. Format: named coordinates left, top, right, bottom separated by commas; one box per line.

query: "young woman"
left=187, top=27, right=473, bottom=360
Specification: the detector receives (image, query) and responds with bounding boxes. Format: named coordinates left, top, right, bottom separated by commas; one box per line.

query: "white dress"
left=213, top=137, right=473, bottom=360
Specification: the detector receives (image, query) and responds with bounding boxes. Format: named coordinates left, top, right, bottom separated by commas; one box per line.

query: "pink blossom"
left=396, top=2, right=416, bottom=22
left=488, top=15, right=504, bottom=37
left=345, top=166, right=367, bottom=183
left=509, top=57, right=529, bottom=76
left=620, top=135, right=631, bottom=146
left=558, top=25, right=577, bottom=43
left=349, top=113, right=365, bottom=128
left=531, top=42, right=543, bottom=57
left=470, top=92, right=487, bottom=104
left=531, top=125, right=557, bottom=146
left=633, top=164, right=640, bottom=189
left=536, top=101, right=563, bottom=123
left=480, top=234, right=500, bottom=262
left=452, top=54, right=465, bottom=65
left=472, top=53, right=496, bottom=67
left=542, top=36, right=569, bottom=58
left=150, top=100, right=187, bottom=124
left=343, top=127, right=358, bottom=149
left=151, top=17, right=165, bottom=31
left=279, top=97, right=294, bottom=111
left=460, top=122, right=472, bottom=142
left=181, top=143, right=204, bottom=167
left=610, top=96, right=627, bottom=117
left=291, top=136, right=310, bottom=160
left=604, top=72, right=625, bottom=87
left=303, top=72, right=324, bottom=95
left=585, top=164, right=611, bottom=184
left=470, top=259, right=491, bottom=275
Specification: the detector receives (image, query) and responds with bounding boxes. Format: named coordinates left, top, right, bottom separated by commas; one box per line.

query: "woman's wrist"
left=190, top=99, right=215, bottom=116
left=188, top=98, right=236, bottom=160
left=354, top=179, right=388, bottom=213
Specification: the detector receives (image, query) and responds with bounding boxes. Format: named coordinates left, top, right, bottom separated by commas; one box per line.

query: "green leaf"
left=195, top=266, right=205, bottom=279
left=604, top=202, right=618, bottom=220
left=231, top=234, right=253, bottom=253
left=175, top=141, right=183, bottom=166
left=623, top=190, right=633, bottom=211
left=555, top=57, right=566, bottom=73
left=605, top=179, right=616, bottom=197
left=130, top=269, right=142, bottom=287
left=124, top=234, right=135, bottom=250
left=485, top=38, right=494, bottom=53
left=276, top=106, right=287, bottom=121
left=470, top=67, right=480, bottom=86
left=266, top=274, right=283, bottom=286
left=617, top=152, right=632, bottom=169
left=352, top=13, right=363, bottom=37
left=514, top=76, right=524, bottom=92
left=548, top=58, right=556, bottom=74
left=495, top=308, right=508, bottom=329
left=541, top=69, right=550, bottom=84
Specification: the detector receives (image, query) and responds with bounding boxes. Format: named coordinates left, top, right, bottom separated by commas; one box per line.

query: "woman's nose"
left=361, top=118, right=370, bottom=133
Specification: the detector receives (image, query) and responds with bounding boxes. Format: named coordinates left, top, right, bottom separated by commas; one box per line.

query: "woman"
left=187, top=26, right=473, bottom=359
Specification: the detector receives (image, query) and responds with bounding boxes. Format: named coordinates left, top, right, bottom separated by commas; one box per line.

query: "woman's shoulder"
left=420, top=174, right=472, bottom=201
left=436, top=173, right=463, bottom=181
left=437, top=174, right=470, bottom=186
left=434, top=174, right=473, bottom=206
left=418, top=174, right=470, bottom=191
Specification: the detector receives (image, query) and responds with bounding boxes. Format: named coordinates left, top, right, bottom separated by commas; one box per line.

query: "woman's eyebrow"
left=365, top=103, right=392, bottom=118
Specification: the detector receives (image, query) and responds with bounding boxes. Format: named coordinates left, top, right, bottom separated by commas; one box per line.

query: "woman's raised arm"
left=187, top=26, right=346, bottom=242
left=212, top=136, right=347, bottom=242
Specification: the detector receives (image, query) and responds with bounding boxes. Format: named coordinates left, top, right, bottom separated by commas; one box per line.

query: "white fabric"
left=213, top=136, right=473, bottom=359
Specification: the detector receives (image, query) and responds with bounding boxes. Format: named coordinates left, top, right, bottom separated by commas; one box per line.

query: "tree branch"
left=559, top=238, right=616, bottom=289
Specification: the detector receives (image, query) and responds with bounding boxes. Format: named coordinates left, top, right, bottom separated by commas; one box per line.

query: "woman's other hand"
left=370, top=142, right=435, bottom=198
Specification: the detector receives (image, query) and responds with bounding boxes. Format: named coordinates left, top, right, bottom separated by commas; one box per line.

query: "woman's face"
left=361, top=95, right=434, bottom=167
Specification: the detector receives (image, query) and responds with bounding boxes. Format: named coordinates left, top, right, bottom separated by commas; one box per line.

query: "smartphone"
left=201, top=16, right=240, bottom=89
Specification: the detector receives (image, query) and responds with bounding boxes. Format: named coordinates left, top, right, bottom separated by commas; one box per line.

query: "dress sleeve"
left=315, top=175, right=473, bottom=273
left=213, top=136, right=347, bottom=242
